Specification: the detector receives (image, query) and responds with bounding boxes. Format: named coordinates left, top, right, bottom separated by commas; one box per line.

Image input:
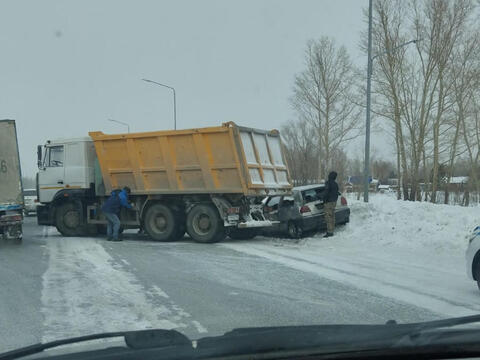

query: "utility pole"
left=363, top=0, right=373, bottom=202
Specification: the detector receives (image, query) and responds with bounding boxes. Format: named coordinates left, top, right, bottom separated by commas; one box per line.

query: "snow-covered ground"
left=222, top=194, right=480, bottom=318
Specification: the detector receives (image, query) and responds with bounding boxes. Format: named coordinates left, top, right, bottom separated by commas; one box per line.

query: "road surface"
left=0, top=217, right=460, bottom=352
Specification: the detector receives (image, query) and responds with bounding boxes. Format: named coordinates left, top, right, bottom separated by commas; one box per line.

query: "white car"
left=466, top=226, right=480, bottom=289
left=23, top=188, right=38, bottom=216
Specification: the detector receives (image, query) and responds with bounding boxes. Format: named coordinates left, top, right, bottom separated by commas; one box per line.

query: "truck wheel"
left=56, top=202, right=84, bottom=236
left=186, top=204, right=225, bottom=243
left=228, top=228, right=258, bottom=240
left=144, top=204, right=182, bottom=241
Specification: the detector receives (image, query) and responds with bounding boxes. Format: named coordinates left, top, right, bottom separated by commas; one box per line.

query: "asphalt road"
left=0, top=217, right=439, bottom=353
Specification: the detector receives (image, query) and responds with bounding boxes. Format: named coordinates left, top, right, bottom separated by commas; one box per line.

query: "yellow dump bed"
left=89, top=122, right=292, bottom=196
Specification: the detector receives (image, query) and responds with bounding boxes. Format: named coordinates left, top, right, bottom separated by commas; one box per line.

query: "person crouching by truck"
left=323, top=171, right=340, bottom=238
left=101, top=187, right=133, bottom=242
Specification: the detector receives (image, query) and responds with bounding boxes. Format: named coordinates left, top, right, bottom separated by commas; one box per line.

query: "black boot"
left=323, top=232, right=334, bottom=238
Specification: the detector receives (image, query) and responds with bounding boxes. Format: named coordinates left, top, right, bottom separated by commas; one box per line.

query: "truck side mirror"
left=37, top=145, right=43, bottom=169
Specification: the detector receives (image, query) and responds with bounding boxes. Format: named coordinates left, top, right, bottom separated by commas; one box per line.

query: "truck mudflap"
left=36, top=203, right=54, bottom=226
left=0, top=213, right=23, bottom=240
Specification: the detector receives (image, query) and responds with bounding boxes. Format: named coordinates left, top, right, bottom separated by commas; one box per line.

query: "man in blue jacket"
left=101, top=186, right=133, bottom=241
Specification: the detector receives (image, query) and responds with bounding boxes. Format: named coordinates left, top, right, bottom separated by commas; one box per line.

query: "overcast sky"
left=0, top=0, right=375, bottom=177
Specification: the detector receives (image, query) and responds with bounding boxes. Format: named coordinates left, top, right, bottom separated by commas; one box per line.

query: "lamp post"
left=142, top=78, right=177, bottom=130
left=363, top=0, right=419, bottom=202
left=108, top=118, right=130, bottom=133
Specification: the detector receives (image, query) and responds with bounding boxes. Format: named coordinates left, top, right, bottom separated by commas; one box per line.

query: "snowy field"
left=223, top=193, right=480, bottom=317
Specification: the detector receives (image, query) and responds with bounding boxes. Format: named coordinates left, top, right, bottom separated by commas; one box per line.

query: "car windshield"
left=2, top=0, right=480, bottom=357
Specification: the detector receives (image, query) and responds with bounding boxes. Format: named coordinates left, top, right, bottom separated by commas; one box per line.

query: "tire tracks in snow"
left=221, top=242, right=480, bottom=318
left=41, top=234, right=207, bottom=342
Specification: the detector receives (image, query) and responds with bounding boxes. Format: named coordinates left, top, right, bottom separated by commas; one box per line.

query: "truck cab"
left=38, top=138, right=95, bottom=202
left=36, top=138, right=98, bottom=233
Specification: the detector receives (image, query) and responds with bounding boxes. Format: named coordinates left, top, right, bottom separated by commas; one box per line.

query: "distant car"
left=378, top=185, right=390, bottom=193
left=23, top=188, right=38, bottom=216
left=262, top=184, right=350, bottom=238
left=466, top=226, right=480, bottom=290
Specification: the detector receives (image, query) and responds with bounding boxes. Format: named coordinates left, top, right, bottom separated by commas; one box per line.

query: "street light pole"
left=142, top=78, right=177, bottom=130
left=108, top=118, right=130, bottom=133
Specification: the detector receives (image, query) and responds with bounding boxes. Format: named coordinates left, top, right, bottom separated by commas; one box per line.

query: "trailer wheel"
left=56, top=202, right=83, bottom=236
left=186, top=204, right=225, bottom=243
left=144, top=204, right=182, bottom=241
left=228, top=228, right=259, bottom=240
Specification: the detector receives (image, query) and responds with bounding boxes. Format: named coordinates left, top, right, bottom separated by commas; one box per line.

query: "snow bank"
left=338, top=194, right=478, bottom=252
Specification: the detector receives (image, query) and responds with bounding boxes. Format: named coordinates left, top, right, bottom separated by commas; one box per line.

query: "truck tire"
left=55, top=202, right=84, bottom=236
left=144, top=204, right=183, bottom=242
left=228, top=228, right=258, bottom=240
left=186, top=204, right=225, bottom=243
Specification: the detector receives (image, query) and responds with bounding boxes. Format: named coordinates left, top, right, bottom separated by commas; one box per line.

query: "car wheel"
left=287, top=221, right=303, bottom=239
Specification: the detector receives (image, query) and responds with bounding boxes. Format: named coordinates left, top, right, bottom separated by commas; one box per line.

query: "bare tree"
left=370, top=0, right=410, bottom=200
left=424, top=0, right=473, bottom=203
left=456, top=30, right=480, bottom=204
left=281, top=119, right=318, bottom=186
left=291, top=36, right=362, bottom=182
left=371, top=0, right=475, bottom=202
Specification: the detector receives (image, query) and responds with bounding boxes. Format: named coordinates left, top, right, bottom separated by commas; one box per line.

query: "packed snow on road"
left=224, top=194, right=480, bottom=317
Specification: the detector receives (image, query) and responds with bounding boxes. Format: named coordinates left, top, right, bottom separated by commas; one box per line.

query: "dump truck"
left=0, top=119, right=24, bottom=242
left=36, top=122, right=292, bottom=243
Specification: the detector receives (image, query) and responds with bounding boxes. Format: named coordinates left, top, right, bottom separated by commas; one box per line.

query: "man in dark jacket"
left=101, top=187, right=133, bottom=241
left=323, top=171, right=339, bottom=237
